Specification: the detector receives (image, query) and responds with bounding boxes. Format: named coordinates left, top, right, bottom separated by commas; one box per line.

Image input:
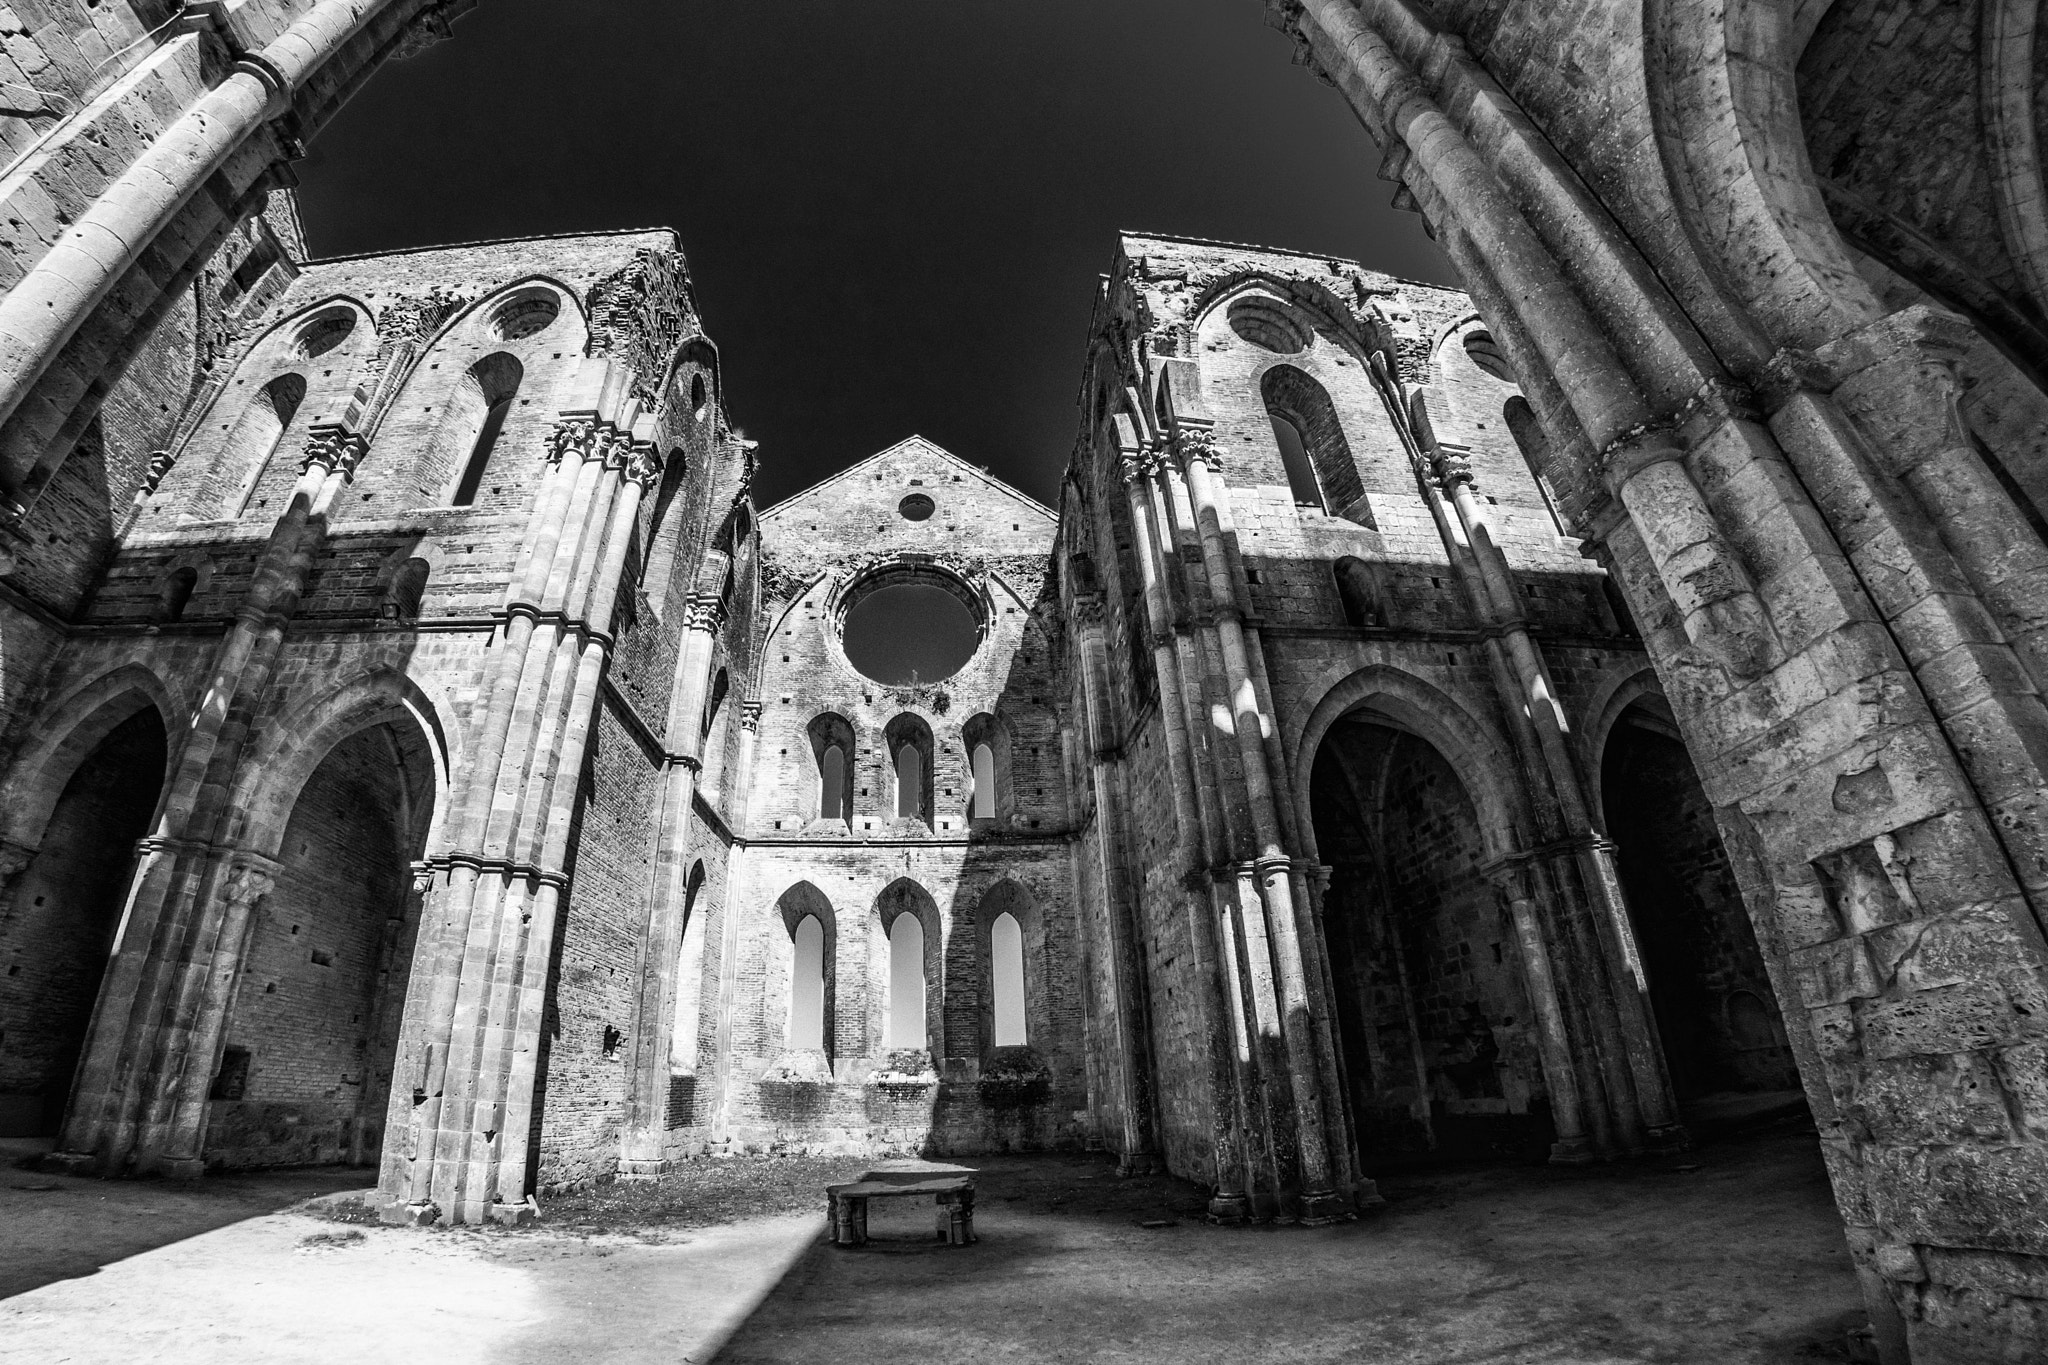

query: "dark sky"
left=295, top=0, right=1451, bottom=509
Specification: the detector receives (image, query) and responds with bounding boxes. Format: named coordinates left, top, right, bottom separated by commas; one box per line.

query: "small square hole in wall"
left=602, top=1025, right=623, bottom=1057
left=310, top=949, right=333, bottom=967
left=774, top=820, right=783, bottom=829
left=863, top=821, right=873, bottom=829
left=1245, top=569, right=1260, bottom=584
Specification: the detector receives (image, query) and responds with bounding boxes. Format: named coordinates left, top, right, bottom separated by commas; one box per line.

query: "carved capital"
left=1174, top=426, right=1219, bottom=470
left=682, top=593, right=727, bottom=633
left=739, top=700, right=763, bottom=733
left=301, top=425, right=370, bottom=480
left=1433, top=444, right=1476, bottom=490
left=624, top=441, right=664, bottom=491
left=222, top=863, right=275, bottom=909
left=546, top=414, right=603, bottom=466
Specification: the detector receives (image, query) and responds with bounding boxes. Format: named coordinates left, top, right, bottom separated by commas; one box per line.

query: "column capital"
left=300, top=424, right=369, bottom=481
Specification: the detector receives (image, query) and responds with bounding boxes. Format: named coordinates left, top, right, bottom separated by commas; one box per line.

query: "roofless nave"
left=0, top=4, right=2045, bottom=1362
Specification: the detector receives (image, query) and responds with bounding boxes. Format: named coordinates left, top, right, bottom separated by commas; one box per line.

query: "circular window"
left=490, top=288, right=561, bottom=342
left=840, top=570, right=982, bottom=684
left=1226, top=296, right=1311, bottom=354
left=294, top=308, right=356, bottom=360
left=898, top=493, right=935, bottom=521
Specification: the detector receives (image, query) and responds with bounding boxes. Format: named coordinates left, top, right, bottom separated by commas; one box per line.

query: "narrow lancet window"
left=895, top=744, right=922, bottom=820
left=789, top=915, right=826, bottom=1051
left=992, top=911, right=1027, bottom=1046
left=821, top=745, right=847, bottom=820
left=971, top=743, right=997, bottom=819
left=885, top=914, right=926, bottom=1049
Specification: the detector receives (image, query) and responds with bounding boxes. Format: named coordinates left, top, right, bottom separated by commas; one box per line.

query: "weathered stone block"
left=1862, top=979, right=2041, bottom=1060
left=1849, top=1053, right=2012, bottom=1145
left=1868, top=1141, right=2048, bottom=1255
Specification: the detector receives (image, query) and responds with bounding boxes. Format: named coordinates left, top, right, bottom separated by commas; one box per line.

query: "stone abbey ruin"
left=0, top=2, right=2044, bottom=1360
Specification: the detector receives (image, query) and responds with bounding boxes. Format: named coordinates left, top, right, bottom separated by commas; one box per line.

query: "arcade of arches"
left=0, top=1, right=2044, bottom=1359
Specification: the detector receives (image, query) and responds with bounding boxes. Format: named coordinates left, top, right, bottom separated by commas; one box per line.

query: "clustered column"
left=383, top=390, right=661, bottom=1225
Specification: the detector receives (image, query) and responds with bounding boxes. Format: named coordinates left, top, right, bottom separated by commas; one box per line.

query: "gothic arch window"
left=384, top=558, right=430, bottom=624
left=790, top=915, right=827, bottom=1052
left=978, top=879, right=1042, bottom=1057
left=1333, top=556, right=1382, bottom=628
left=702, top=667, right=729, bottom=738
left=807, top=713, right=856, bottom=824
left=222, top=374, right=308, bottom=518
left=671, top=863, right=708, bottom=1075
left=991, top=912, right=1027, bottom=1046
left=1260, top=364, right=1372, bottom=528
left=886, top=913, right=926, bottom=1049
left=884, top=714, right=935, bottom=828
left=440, top=353, right=524, bottom=506
left=161, top=567, right=198, bottom=622
left=1503, top=396, right=1569, bottom=537
left=638, top=450, right=690, bottom=615
left=776, top=883, right=835, bottom=1059
left=962, top=712, right=1011, bottom=823
left=700, top=667, right=731, bottom=796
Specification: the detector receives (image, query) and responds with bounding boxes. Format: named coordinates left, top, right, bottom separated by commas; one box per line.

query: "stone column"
left=1119, top=443, right=1256, bottom=1213
left=1069, top=591, right=1160, bottom=1173
left=619, top=583, right=725, bottom=1175
left=384, top=405, right=657, bottom=1225
left=1173, top=422, right=1346, bottom=1224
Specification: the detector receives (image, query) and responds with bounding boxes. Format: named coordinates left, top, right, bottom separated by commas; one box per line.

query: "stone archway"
left=0, top=704, right=168, bottom=1136
left=1598, top=704, right=1798, bottom=1106
left=203, top=714, right=437, bottom=1170
left=1310, top=713, right=1551, bottom=1167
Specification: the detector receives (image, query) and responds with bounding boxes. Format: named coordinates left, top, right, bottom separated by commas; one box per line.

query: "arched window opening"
left=1260, top=365, right=1372, bottom=528
left=991, top=912, right=1027, bottom=1046
left=789, top=915, right=826, bottom=1052
left=821, top=745, right=847, bottom=820
left=161, top=567, right=198, bottom=622
left=807, top=714, right=856, bottom=824
left=670, top=864, right=707, bottom=1076
left=962, top=711, right=1010, bottom=823
left=386, top=558, right=429, bottom=623
left=702, top=668, right=729, bottom=738
left=1270, top=412, right=1322, bottom=507
left=224, top=373, right=308, bottom=517
left=895, top=745, right=921, bottom=819
left=971, top=744, right=996, bottom=819
left=699, top=667, right=731, bottom=797
left=1502, top=397, right=1569, bottom=537
left=638, top=451, right=689, bottom=613
left=691, top=372, right=709, bottom=419
left=883, top=714, right=935, bottom=828
left=885, top=913, right=926, bottom=1050
left=442, top=353, right=524, bottom=507
left=1334, top=556, right=1382, bottom=628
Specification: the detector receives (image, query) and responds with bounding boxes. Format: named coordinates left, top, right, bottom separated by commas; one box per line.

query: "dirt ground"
left=0, top=1128, right=1867, bottom=1364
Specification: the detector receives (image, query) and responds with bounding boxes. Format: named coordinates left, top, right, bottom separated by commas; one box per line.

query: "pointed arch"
left=884, top=714, right=935, bottom=829
left=875, top=877, right=941, bottom=1057
left=1261, top=364, right=1370, bottom=525
left=440, top=352, right=525, bottom=506
left=774, top=881, right=836, bottom=1060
